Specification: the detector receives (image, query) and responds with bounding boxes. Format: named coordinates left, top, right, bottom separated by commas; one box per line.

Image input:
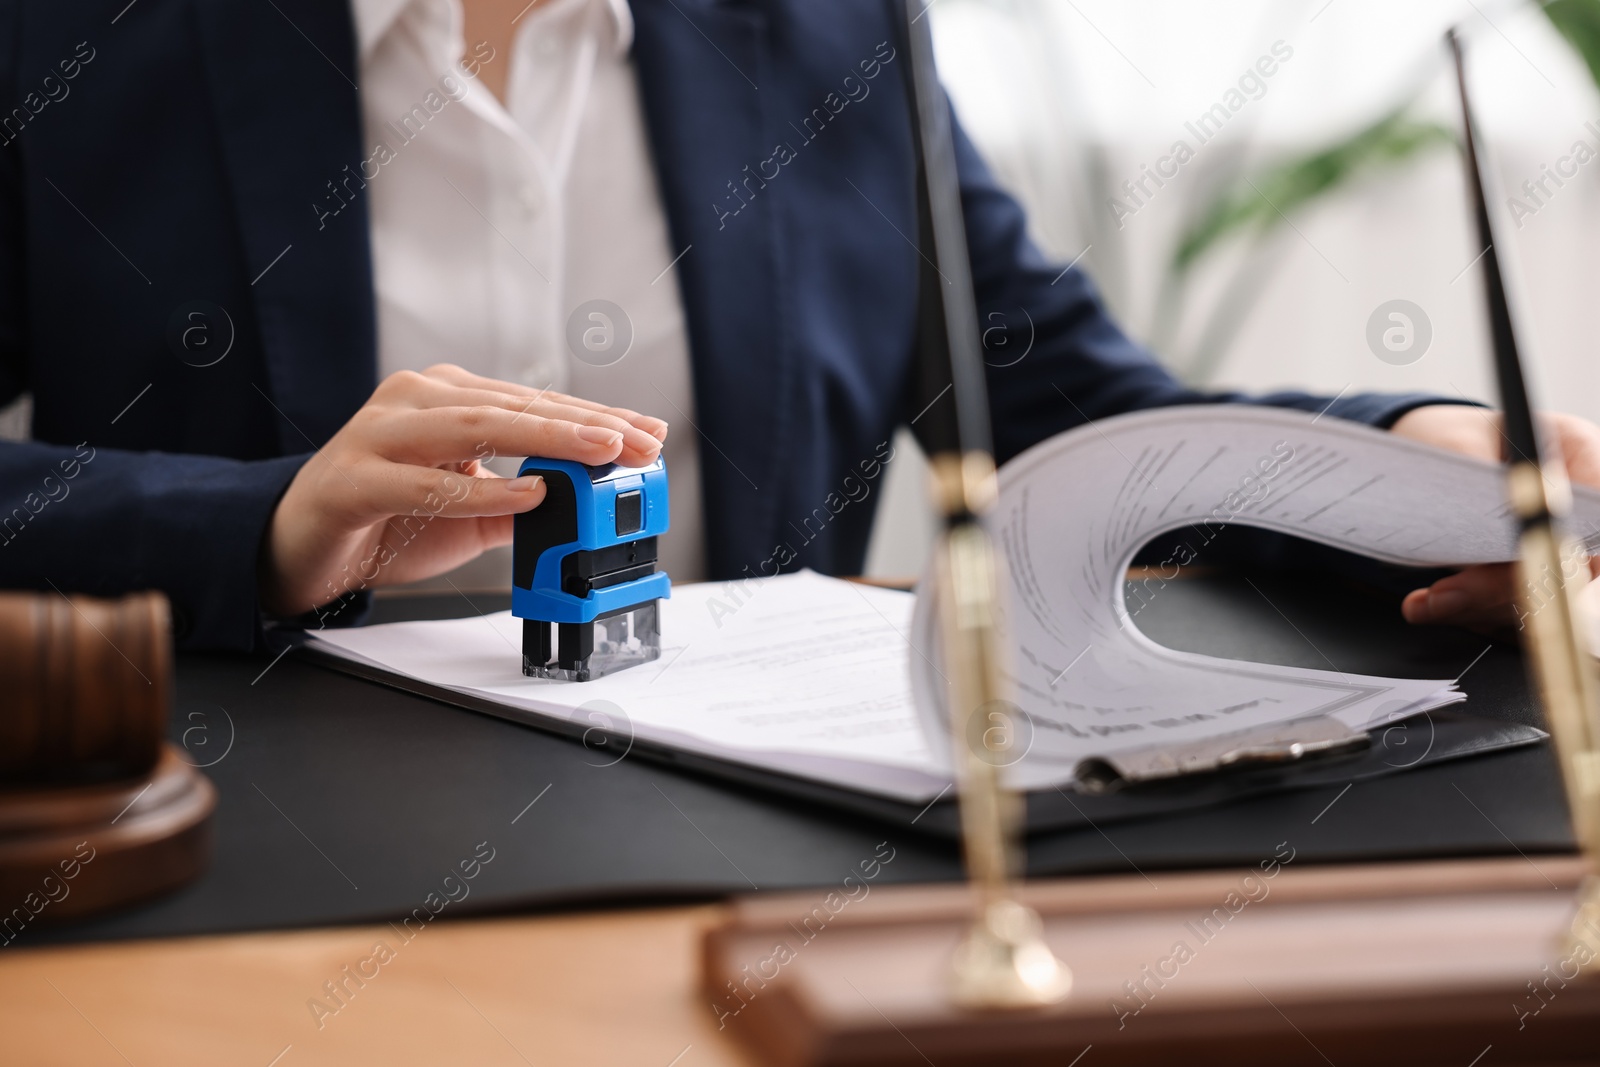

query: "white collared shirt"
left=350, top=0, right=706, bottom=583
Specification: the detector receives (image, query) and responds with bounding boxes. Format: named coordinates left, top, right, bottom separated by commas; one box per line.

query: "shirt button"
left=517, top=184, right=540, bottom=215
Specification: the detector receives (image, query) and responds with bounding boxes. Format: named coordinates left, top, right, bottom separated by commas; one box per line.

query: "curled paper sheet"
left=911, top=406, right=1600, bottom=789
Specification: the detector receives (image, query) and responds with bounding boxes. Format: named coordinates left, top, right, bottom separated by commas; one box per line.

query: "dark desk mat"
left=24, top=570, right=1573, bottom=947
left=303, top=628, right=1543, bottom=840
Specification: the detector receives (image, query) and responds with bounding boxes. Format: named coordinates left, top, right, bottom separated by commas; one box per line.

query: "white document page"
left=308, top=572, right=950, bottom=801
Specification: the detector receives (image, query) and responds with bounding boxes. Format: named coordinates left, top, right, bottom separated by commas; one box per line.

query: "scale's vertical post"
left=1449, top=27, right=1600, bottom=965
left=898, top=0, right=1070, bottom=1007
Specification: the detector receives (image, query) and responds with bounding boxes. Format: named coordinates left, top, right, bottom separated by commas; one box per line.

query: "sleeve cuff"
left=1321, top=392, right=1489, bottom=431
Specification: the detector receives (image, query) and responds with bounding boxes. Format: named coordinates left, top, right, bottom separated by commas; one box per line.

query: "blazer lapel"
left=629, top=0, right=789, bottom=577
left=192, top=0, right=376, bottom=452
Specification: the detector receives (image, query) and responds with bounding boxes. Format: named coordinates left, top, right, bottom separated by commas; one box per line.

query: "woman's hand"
left=260, top=363, right=667, bottom=617
left=1389, top=404, right=1600, bottom=633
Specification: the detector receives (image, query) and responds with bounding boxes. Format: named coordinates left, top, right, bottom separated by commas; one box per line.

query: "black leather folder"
left=299, top=572, right=1547, bottom=840
left=29, top=566, right=1569, bottom=946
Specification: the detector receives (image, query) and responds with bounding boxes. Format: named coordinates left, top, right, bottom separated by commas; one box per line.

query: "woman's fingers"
left=379, top=368, right=666, bottom=458
left=367, top=405, right=660, bottom=468
left=349, top=462, right=551, bottom=521
left=538, top=393, right=670, bottom=443
left=1402, top=563, right=1520, bottom=631
left=1553, top=412, right=1600, bottom=490
left=414, top=363, right=670, bottom=442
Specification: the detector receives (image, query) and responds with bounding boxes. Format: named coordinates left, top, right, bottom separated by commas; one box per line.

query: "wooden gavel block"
left=0, top=590, right=215, bottom=931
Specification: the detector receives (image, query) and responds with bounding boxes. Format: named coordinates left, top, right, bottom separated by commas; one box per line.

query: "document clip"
left=511, top=457, right=671, bottom=682
left=1073, top=715, right=1370, bottom=794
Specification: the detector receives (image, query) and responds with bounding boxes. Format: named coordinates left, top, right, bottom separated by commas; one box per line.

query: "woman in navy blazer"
left=0, top=0, right=1589, bottom=649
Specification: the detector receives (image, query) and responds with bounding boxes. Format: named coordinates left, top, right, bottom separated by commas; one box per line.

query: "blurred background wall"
left=864, top=0, right=1600, bottom=578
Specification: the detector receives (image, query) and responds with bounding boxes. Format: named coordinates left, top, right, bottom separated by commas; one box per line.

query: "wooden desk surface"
left=0, top=905, right=753, bottom=1067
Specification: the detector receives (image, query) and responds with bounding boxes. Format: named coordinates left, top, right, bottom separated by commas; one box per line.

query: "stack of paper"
left=308, top=572, right=948, bottom=800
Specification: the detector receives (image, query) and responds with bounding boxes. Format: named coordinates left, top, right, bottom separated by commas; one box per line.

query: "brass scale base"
left=704, top=855, right=1600, bottom=1066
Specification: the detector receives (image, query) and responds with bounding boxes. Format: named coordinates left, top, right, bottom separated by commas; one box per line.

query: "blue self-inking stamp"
left=511, top=456, right=670, bottom=681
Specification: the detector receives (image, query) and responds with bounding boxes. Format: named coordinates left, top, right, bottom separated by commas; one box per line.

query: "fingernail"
left=506, top=475, right=543, bottom=492
left=577, top=425, right=624, bottom=447
left=1427, top=589, right=1470, bottom=618
left=624, top=427, right=662, bottom=453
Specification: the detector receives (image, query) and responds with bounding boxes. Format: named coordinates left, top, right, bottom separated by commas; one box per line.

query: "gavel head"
left=0, top=590, right=171, bottom=786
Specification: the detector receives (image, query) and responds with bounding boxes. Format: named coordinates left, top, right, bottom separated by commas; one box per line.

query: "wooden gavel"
left=0, top=589, right=215, bottom=925
left=0, top=590, right=171, bottom=785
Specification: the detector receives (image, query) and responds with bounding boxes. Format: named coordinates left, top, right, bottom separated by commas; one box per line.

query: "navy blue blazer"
left=0, top=0, right=1444, bottom=650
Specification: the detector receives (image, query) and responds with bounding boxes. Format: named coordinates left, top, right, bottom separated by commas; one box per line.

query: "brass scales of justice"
left=703, top=11, right=1600, bottom=1065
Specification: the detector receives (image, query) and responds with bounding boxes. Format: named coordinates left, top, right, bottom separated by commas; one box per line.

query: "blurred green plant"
left=1162, top=0, right=1600, bottom=383
left=1173, top=108, right=1455, bottom=272
left=1545, top=0, right=1600, bottom=89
